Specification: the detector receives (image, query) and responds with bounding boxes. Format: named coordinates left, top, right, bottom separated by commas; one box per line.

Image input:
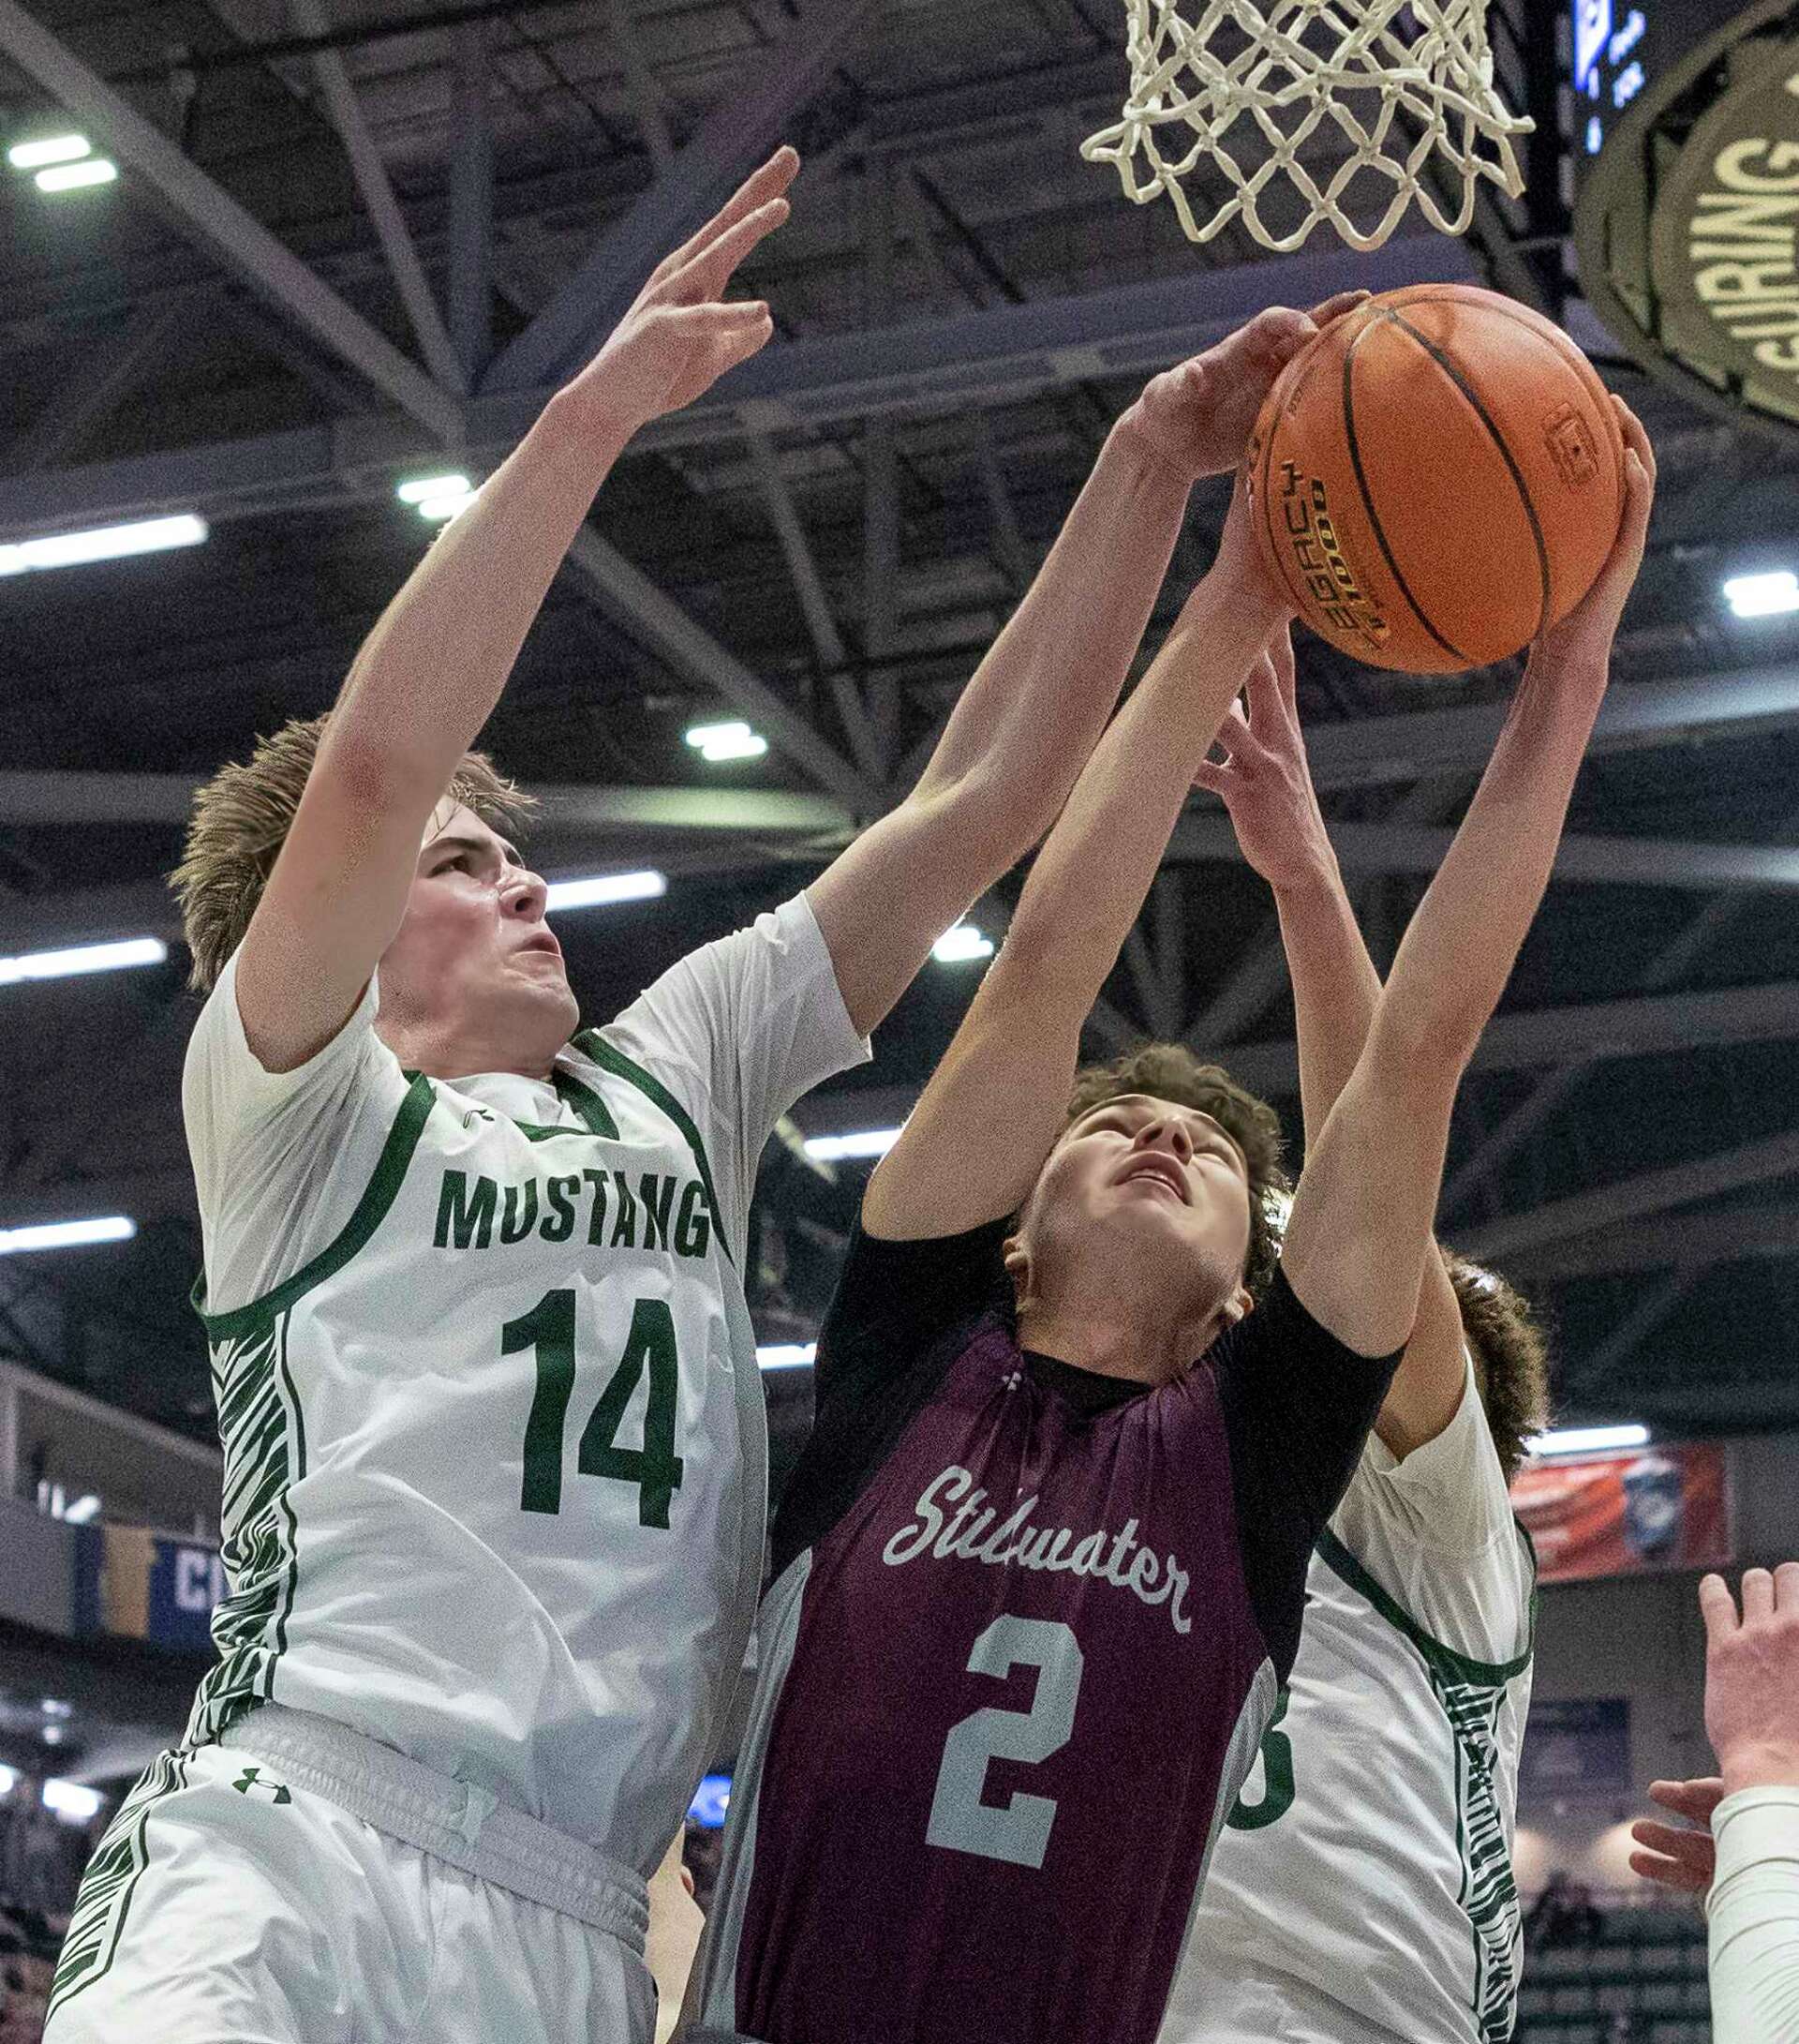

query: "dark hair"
left=1441, top=1249, right=1554, bottom=1484
left=1064, top=1042, right=1288, bottom=1300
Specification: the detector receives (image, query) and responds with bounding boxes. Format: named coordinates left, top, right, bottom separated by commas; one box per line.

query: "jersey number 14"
left=507, top=1288, right=684, bottom=1528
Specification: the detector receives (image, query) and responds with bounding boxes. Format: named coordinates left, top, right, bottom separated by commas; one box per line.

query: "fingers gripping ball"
left=1242, top=286, right=1628, bottom=674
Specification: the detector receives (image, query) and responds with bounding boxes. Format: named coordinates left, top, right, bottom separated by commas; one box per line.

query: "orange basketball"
left=1242, top=285, right=1627, bottom=674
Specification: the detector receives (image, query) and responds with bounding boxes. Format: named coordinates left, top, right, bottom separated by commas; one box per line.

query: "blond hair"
left=171, top=713, right=535, bottom=992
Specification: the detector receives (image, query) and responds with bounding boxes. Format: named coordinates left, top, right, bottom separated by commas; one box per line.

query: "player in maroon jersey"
left=678, top=395, right=1655, bottom=2044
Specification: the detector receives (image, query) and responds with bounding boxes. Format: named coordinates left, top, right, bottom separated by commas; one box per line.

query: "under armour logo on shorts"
left=230, top=1768, right=292, bottom=1805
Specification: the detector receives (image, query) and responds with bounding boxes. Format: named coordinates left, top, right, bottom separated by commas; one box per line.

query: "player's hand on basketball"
left=563, top=148, right=795, bottom=437
left=1702, top=1563, right=1799, bottom=1796
left=1628, top=1778, right=1723, bottom=1898
left=1193, top=627, right=1335, bottom=892
left=1124, top=291, right=1369, bottom=482
left=1530, top=398, right=1657, bottom=676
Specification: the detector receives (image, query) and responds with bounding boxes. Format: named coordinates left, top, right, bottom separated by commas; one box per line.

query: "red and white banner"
left=1510, top=1442, right=1732, bottom=1586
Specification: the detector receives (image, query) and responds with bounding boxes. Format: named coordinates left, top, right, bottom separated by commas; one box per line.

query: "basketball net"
left=1080, top=0, right=1533, bottom=254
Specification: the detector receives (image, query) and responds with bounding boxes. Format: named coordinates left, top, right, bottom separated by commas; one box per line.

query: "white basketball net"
left=1080, top=0, right=1533, bottom=254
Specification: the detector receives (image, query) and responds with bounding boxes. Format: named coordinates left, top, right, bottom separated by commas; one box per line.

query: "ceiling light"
left=544, top=872, right=666, bottom=913
left=7, top=134, right=90, bottom=170
left=0, top=515, right=205, bottom=577
left=60, top=1495, right=101, bottom=1525
left=0, top=936, right=167, bottom=986
left=42, top=1780, right=102, bottom=1822
left=35, top=157, right=116, bottom=192
left=417, top=489, right=478, bottom=523
left=1724, top=571, right=1799, bottom=619
left=0, top=1216, right=136, bottom=1256
left=932, top=923, right=993, bottom=964
left=756, top=1343, right=816, bottom=1371
left=802, top=1127, right=902, bottom=1163
left=41, top=1724, right=63, bottom=1746
left=0, top=1767, right=15, bottom=1798
left=395, top=473, right=470, bottom=504
left=685, top=720, right=768, bottom=764
left=1525, top=1423, right=1650, bottom=1459
left=40, top=1700, right=72, bottom=1720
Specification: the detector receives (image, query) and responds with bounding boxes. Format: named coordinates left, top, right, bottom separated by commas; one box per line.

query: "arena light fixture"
left=0, top=1767, right=15, bottom=1798
left=756, top=1343, right=816, bottom=1371
left=0, top=935, right=168, bottom=986
left=42, top=1779, right=103, bottom=1822
left=41, top=1724, right=63, bottom=1746
left=932, top=923, right=993, bottom=965
left=0, top=515, right=206, bottom=577
left=802, top=1127, right=902, bottom=1163
left=7, top=133, right=91, bottom=170
left=684, top=720, right=769, bottom=765
left=544, top=871, right=666, bottom=913
left=1525, top=1423, right=1649, bottom=1459
left=36, top=157, right=117, bottom=193
left=1724, top=570, right=1799, bottom=620
left=0, top=1216, right=136, bottom=1256
left=60, top=1495, right=101, bottom=1525
left=395, top=473, right=469, bottom=504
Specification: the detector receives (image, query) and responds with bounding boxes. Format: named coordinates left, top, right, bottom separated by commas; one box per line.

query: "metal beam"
left=1501, top=1205, right=1799, bottom=1282
left=0, top=0, right=458, bottom=440
left=448, top=22, right=495, bottom=385
left=483, top=0, right=881, bottom=395
left=289, top=0, right=465, bottom=393
left=6, top=300, right=190, bottom=470
left=610, top=0, right=676, bottom=172
left=1458, top=1126, right=1799, bottom=1263
left=1167, top=815, right=1799, bottom=892
left=560, top=531, right=880, bottom=812
left=0, top=246, right=1492, bottom=540
left=1565, top=1268, right=1698, bottom=1390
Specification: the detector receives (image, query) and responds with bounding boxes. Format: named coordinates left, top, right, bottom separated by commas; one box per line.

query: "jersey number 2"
left=508, top=1288, right=685, bottom=1528
left=926, top=1616, right=1084, bottom=1870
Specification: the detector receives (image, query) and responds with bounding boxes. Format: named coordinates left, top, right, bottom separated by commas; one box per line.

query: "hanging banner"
left=1511, top=1443, right=1733, bottom=1584
left=71, top=1523, right=223, bottom=1655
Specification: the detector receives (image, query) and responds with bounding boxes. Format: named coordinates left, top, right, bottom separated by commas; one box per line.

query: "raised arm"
left=808, top=294, right=1366, bottom=1039
left=865, top=488, right=1287, bottom=1239
left=236, top=153, right=797, bottom=1072
left=1278, top=401, right=1655, bottom=1357
left=1197, top=632, right=1469, bottom=1453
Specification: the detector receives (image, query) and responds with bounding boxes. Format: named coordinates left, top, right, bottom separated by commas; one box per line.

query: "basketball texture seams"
left=1244, top=285, right=1626, bottom=675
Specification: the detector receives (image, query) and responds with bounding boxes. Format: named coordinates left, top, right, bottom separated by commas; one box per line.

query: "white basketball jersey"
left=1167, top=1360, right=1535, bottom=2044
left=180, top=896, right=867, bottom=1874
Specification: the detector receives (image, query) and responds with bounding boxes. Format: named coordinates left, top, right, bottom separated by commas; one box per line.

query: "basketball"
left=1242, top=286, right=1628, bottom=674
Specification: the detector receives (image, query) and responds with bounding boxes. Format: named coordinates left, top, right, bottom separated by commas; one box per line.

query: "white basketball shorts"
left=43, top=1706, right=656, bottom=2044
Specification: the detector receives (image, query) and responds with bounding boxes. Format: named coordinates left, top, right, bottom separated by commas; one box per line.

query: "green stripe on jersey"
left=46, top=1749, right=189, bottom=2020
left=1315, top=1525, right=1536, bottom=1686
left=194, top=1068, right=437, bottom=1336
left=575, top=1031, right=732, bottom=1266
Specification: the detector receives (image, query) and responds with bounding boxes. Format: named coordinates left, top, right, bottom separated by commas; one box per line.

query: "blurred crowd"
left=0, top=1788, right=103, bottom=2044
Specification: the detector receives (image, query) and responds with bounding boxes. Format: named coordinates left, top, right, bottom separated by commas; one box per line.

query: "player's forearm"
left=1378, top=647, right=1608, bottom=1074
left=1271, top=861, right=1383, bottom=1150
left=1002, top=564, right=1283, bottom=1007
left=1709, top=1790, right=1799, bottom=2044
left=906, top=414, right=1192, bottom=860
left=327, top=391, right=632, bottom=813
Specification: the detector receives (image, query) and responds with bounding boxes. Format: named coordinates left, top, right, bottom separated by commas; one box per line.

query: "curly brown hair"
left=1063, top=1042, right=1289, bottom=1301
left=171, top=713, right=535, bottom=993
left=1440, top=1249, right=1554, bottom=1484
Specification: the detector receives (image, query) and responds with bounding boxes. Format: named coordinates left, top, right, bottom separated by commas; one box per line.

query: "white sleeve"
left=1709, top=1788, right=1799, bottom=2044
left=1326, top=1353, right=1533, bottom=1666
left=183, top=951, right=413, bottom=1315
left=602, top=892, right=871, bottom=1263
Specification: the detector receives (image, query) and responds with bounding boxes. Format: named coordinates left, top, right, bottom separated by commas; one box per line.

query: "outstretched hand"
left=1530, top=397, right=1656, bottom=674
left=1192, top=626, right=1334, bottom=891
left=1629, top=1777, right=1724, bottom=1898
left=1124, top=291, right=1368, bottom=484
left=565, top=147, right=796, bottom=438
left=1702, top=1562, right=1799, bottom=1796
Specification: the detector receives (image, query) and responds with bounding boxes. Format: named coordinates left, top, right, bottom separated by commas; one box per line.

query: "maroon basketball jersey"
left=683, top=1221, right=1395, bottom=2044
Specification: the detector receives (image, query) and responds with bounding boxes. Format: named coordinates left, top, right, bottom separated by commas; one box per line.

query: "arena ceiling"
left=1, top=0, right=1797, bottom=1479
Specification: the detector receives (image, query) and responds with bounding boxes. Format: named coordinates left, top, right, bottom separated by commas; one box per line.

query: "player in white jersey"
left=1164, top=625, right=1559, bottom=2044
left=46, top=146, right=1348, bottom=2044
